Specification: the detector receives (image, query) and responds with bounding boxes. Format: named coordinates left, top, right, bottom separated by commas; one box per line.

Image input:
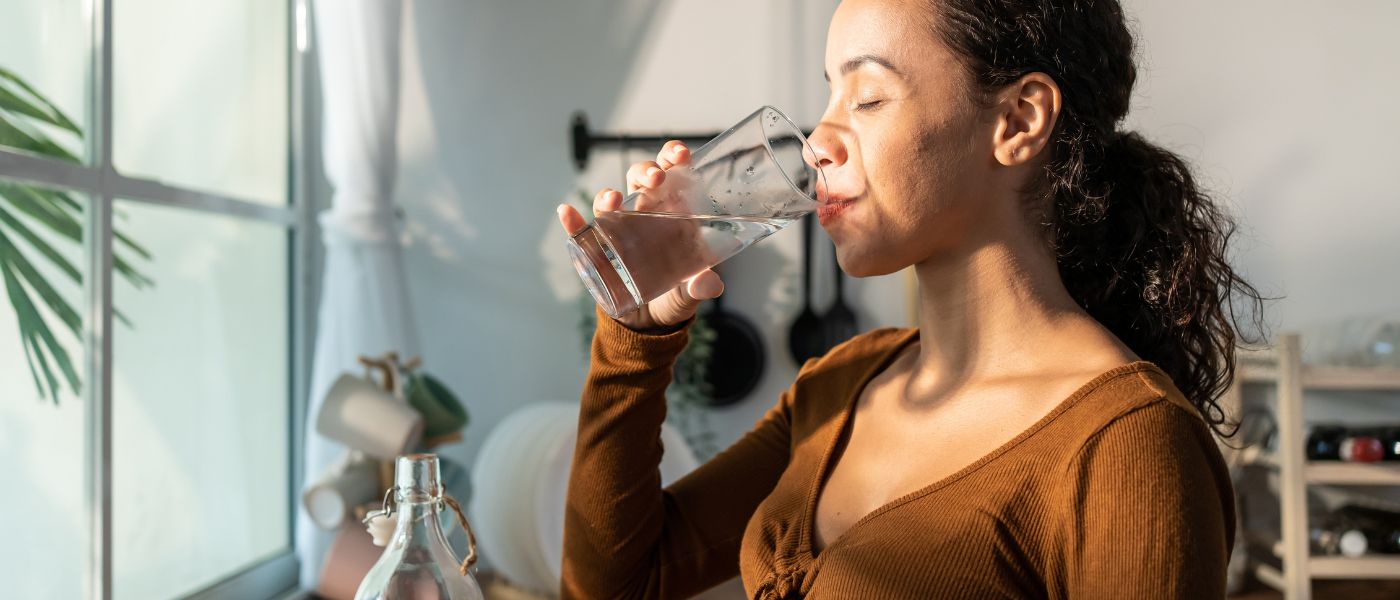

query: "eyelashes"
left=854, top=99, right=885, bottom=112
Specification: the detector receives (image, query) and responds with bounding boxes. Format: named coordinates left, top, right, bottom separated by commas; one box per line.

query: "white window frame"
left=0, top=0, right=315, bottom=598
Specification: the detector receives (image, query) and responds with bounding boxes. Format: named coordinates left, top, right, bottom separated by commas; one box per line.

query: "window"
left=0, top=0, right=310, bottom=598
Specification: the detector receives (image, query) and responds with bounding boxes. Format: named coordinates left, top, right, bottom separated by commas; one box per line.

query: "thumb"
left=646, top=270, right=724, bottom=326
left=685, top=269, right=724, bottom=300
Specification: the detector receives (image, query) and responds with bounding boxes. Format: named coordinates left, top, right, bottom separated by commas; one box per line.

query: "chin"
left=832, top=243, right=908, bottom=278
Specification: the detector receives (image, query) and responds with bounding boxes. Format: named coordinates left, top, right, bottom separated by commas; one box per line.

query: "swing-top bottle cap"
left=395, top=453, right=443, bottom=502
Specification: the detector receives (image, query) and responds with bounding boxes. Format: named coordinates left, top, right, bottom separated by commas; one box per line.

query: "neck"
left=907, top=231, right=1097, bottom=395
left=393, top=498, right=450, bottom=548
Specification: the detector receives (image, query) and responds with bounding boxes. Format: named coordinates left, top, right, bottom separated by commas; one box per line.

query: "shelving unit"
left=1234, top=333, right=1400, bottom=599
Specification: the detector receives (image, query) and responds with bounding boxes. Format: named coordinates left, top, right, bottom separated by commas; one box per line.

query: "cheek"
left=873, top=123, right=975, bottom=233
left=840, top=120, right=984, bottom=275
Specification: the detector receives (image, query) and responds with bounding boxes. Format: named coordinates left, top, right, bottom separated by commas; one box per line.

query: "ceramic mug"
left=316, top=524, right=382, bottom=600
left=303, top=451, right=381, bottom=530
left=317, top=373, right=424, bottom=460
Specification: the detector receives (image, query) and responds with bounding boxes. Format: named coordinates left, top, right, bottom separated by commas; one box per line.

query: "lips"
left=817, top=195, right=857, bottom=226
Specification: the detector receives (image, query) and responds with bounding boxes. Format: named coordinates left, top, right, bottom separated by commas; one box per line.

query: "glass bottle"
left=1336, top=504, right=1400, bottom=555
left=1305, top=424, right=1345, bottom=460
left=355, top=454, right=483, bottom=600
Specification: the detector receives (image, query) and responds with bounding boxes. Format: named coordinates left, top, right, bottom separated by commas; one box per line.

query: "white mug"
left=303, top=451, right=381, bottom=530
left=317, top=373, right=424, bottom=460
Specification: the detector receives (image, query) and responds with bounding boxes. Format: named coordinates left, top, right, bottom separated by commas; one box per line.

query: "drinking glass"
left=567, top=106, right=825, bottom=318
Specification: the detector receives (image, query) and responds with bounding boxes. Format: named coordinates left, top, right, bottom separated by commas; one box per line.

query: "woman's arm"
left=1057, top=400, right=1236, bottom=598
left=561, top=309, right=797, bottom=600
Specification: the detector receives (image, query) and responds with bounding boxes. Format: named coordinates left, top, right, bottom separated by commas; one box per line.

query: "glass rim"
left=755, top=105, right=826, bottom=205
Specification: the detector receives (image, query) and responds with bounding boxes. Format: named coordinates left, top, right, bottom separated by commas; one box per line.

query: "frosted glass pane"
left=0, top=0, right=90, bottom=162
left=112, top=202, right=289, bottom=600
left=113, top=0, right=288, bottom=204
left=0, top=180, right=87, bottom=598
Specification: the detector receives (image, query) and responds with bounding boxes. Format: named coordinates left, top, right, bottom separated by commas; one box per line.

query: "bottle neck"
left=392, top=496, right=452, bottom=549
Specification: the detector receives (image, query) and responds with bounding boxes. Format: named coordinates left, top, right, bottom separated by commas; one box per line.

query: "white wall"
left=396, top=0, right=1400, bottom=481
left=1120, top=0, right=1400, bottom=333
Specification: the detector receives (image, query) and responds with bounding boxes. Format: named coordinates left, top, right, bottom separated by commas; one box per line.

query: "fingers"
left=626, top=142, right=692, bottom=192
left=556, top=204, right=587, bottom=235
left=592, top=188, right=622, bottom=217
left=655, top=141, right=691, bottom=170
left=626, top=161, right=666, bottom=193
left=644, top=269, right=723, bottom=327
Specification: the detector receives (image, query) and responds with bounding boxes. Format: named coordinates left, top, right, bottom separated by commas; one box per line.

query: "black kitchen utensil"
left=787, top=215, right=826, bottom=366
left=702, top=288, right=766, bottom=406
left=823, top=243, right=859, bottom=348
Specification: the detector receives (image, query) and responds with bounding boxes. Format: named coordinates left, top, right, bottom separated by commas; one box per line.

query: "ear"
left=990, top=72, right=1061, bottom=167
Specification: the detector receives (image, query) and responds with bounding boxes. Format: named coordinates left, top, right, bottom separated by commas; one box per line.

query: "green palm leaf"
left=0, top=232, right=81, bottom=337
left=1, top=66, right=153, bottom=403
left=0, top=205, right=81, bottom=284
left=0, top=112, right=80, bottom=163
left=0, top=67, right=80, bottom=135
left=1, top=256, right=75, bottom=399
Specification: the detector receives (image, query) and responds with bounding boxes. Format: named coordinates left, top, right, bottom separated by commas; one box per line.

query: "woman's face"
left=812, top=0, right=1004, bottom=277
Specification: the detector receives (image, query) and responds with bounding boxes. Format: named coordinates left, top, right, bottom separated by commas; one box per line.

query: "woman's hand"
left=557, top=140, right=725, bottom=331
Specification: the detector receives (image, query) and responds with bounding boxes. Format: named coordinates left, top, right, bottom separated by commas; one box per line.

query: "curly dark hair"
left=928, top=0, right=1267, bottom=436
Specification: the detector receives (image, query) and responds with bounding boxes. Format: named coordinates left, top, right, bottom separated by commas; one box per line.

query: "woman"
left=554, top=0, right=1263, bottom=598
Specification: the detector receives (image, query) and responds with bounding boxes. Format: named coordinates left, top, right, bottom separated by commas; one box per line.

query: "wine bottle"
left=1335, top=504, right=1400, bottom=555
left=1306, top=425, right=1346, bottom=460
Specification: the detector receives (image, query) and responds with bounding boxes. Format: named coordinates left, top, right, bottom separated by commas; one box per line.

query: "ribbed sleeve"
left=561, top=309, right=798, bottom=599
left=1057, top=398, right=1235, bottom=598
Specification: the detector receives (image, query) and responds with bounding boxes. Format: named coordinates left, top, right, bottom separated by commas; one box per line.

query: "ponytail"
left=1051, top=130, right=1265, bottom=436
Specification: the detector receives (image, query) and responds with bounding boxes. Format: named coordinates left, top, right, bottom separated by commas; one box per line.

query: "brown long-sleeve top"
left=562, top=310, right=1235, bottom=599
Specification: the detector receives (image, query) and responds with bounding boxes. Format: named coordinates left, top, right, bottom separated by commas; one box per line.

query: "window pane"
left=0, top=0, right=90, bottom=163
left=113, top=202, right=289, bottom=600
left=113, top=0, right=288, bottom=204
left=0, top=180, right=87, bottom=598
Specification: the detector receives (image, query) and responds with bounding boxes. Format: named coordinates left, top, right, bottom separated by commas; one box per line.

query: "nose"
left=804, top=121, right=847, bottom=171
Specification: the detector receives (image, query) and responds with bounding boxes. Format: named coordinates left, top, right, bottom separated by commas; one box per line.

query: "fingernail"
left=673, top=145, right=686, bottom=156
left=647, top=167, right=662, bottom=178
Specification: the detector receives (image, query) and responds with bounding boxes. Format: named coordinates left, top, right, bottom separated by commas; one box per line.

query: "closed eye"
left=855, top=99, right=884, bottom=111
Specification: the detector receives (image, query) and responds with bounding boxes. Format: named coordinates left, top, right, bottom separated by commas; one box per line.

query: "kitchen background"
left=1, top=0, right=1397, bottom=599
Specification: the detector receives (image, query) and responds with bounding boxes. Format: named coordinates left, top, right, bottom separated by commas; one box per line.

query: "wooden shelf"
left=1238, top=363, right=1400, bottom=391
left=1235, top=334, right=1400, bottom=599
left=1240, top=449, right=1400, bottom=485
left=1251, top=553, right=1400, bottom=585
left=1306, top=462, right=1400, bottom=485
left=1255, top=563, right=1287, bottom=592
left=1309, top=556, right=1400, bottom=579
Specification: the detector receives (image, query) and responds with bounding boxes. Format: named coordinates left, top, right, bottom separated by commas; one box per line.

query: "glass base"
left=566, top=225, right=639, bottom=319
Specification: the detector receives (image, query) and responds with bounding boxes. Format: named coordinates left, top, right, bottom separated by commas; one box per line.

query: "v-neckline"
left=798, top=329, right=1158, bottom=560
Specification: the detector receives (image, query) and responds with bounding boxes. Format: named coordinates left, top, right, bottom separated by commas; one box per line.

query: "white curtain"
left=297, top=0, right=416, bottom=587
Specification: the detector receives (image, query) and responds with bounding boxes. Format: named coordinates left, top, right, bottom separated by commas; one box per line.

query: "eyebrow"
left=823, top=54, right=903, bottom=82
